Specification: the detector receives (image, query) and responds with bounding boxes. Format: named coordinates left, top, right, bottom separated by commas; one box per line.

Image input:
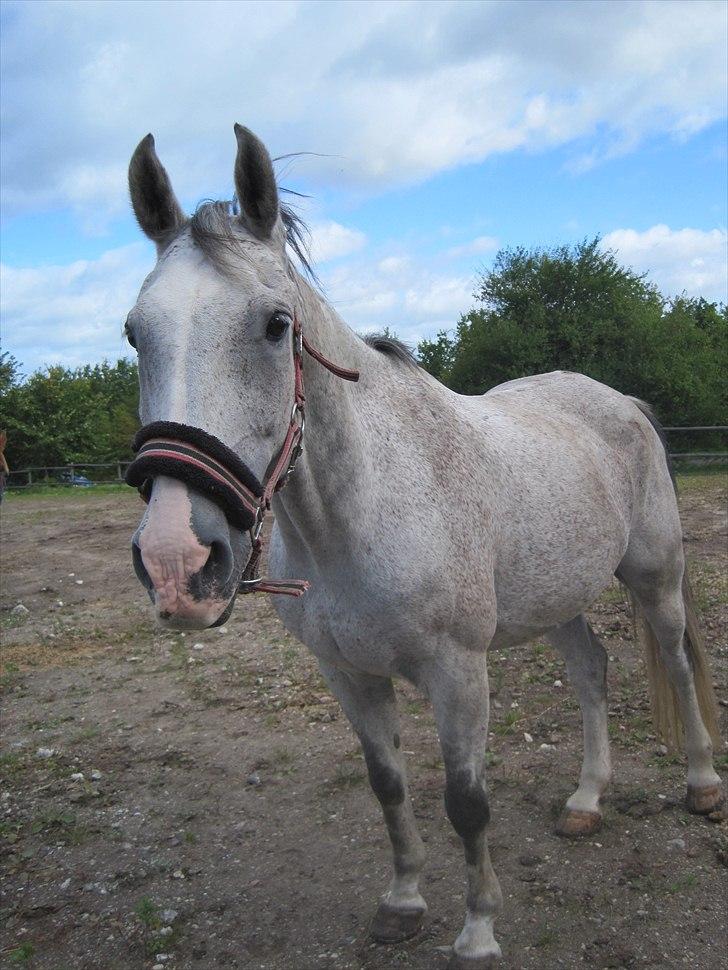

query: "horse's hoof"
left=447, top=953, right=500, bottom=969
left=686, top=783, right=725, bottom=815
left=370, top=902, right=426, bottom=943
left=555, top=809, right=602, bottom=838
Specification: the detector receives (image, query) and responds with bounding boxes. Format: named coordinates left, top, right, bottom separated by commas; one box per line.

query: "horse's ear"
left=233, top=124, right=279, bottom=240
left=128, top=134, right=185, bottom=245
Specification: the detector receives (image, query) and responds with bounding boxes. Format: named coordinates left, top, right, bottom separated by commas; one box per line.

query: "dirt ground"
left=1, top=476, right=727, bottom=970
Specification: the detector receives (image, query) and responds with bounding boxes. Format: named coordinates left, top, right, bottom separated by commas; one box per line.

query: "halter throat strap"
left=125, top=313, right=359, bottom=596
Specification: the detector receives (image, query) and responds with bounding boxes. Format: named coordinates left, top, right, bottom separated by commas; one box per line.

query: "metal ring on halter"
left=239, top=576, right=263, bottom=586
left=290, top=402, right=305, bottom=432
left=250, top=509, right=264, bottom=543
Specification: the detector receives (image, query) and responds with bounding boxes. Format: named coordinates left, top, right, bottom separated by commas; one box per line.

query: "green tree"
left=0, top=351, right=22, bottom=394
left=417, top=330, right=457, bottom=384
left=0, top=359, right=139, bottom=469
left=418, top=238, right=727, bottom=427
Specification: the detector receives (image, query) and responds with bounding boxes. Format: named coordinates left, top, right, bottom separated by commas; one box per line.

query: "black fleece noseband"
left=125, top=421, right=263, bottom=531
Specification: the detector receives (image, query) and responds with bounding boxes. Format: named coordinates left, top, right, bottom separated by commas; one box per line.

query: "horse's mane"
left=363, top=334, right=418, bottom=367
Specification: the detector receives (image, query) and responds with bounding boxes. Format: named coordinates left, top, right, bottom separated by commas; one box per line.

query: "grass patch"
left=665, top=873, right=698, bottom=894
left=134, top=895, right=182, bottom=956
left=5, top=483, right=131, bottom=500
left=28, top=809, right=88, bottom=845
left=135, top=895, right=161, bottom=929
left=688, top=560, right=728, bottom=611
left=0, top=751, right=27, bottom=777
left=8, top=943, right=35, bottom=963
left=597, top=582, right=627, bottom=607
left=535, top=927, right=557, bottom=948
left=492, top=709, right=519, bottom=736
left=1, top=612, right=29, bottom=632
left=0, top=662, right=23, bottom=690
left=675, top=468, right=728, bottom=491
left=270, top=746, right=297, bottom=776
left=319, top=762, right=367, bottom=794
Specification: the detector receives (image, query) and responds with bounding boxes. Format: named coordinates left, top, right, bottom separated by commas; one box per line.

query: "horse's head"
left=126, top=126, right=299, bottom=628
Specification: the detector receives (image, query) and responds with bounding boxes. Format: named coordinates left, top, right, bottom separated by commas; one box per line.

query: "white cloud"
left=322, top=253, right=475, bottom=343
left=602, top=225, right=727, bottom=302
left=308, top=221, right=366, bottom=263
left=1, top=0, right=725, bottom=226
left=378, top=256, right=412, bottom=275
left=446, top=236, right=499, bottom=260
left=0, top=243, right=152, bottom=372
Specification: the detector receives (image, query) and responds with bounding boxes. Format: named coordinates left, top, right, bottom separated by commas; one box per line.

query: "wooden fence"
left=4, top=427, right=727, bottom=489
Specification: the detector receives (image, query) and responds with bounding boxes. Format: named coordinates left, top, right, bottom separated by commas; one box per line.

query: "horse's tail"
left=624, top=398, right=721, bottom=751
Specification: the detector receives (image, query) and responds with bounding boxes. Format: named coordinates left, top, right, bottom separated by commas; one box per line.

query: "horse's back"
left=476, top=370, right=666, bottom=483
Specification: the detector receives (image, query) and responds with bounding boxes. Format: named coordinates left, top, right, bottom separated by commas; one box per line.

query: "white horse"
left=124, top=125, right=723, bottom=967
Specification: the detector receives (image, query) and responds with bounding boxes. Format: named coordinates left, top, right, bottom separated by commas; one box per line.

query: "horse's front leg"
left=318, top=662, right=427, bottom=942
left=428, top=652, right=502, bottom=968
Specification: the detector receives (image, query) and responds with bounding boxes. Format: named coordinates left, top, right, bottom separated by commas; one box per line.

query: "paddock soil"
left=1, top=476, right=727, bottom=970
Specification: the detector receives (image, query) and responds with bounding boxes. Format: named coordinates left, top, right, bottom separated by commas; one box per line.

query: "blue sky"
left=1, top=0, right=726, bottom=374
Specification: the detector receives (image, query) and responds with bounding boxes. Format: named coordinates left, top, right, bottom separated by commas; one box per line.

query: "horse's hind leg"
left=620, top=562, right=724, bottom=813
left=546, top=615, right=611, bottom=837
left=317, top=662, right=427, bottom=943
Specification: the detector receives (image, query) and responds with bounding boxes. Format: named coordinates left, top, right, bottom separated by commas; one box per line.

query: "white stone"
left=11, top=604, right=29, bottom=616
left=36, top=747, right=55, bottom=758
left=70, top=772, right=85, bottom=781
left=523, top=732, right=533, bottom=743
left=192, top=643, right=205, bottom=650
left=90, top=769, right=102, bottom=780
left=553, top=679, right=563, bottom=688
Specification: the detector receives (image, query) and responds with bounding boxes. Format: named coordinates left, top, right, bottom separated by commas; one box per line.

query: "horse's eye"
left=266, top=312, right=291, bottom=343
left=124, top=322, right=137, bottom=350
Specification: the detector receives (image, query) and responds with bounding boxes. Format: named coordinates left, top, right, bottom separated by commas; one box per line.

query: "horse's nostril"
left=132, top=539, right=154, bottom=593
left=199, top=538, right=234, bottom=588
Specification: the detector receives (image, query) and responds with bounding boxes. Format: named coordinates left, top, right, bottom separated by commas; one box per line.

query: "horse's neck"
left=273, top=278, right=378, bottom=535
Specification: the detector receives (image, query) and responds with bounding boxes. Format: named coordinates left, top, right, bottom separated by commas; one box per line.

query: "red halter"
left=240, top=314, right=359, bottom=595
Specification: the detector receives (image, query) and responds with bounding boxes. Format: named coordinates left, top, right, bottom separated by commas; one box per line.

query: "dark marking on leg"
left=362, top=741, right=405, bottom=807
left=393, top=732, right=401, bottom=749
left=445, top=768, right=490, bottom=864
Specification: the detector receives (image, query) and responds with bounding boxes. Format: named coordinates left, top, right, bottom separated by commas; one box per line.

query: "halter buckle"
left=250, top=509, right=264, bottom=543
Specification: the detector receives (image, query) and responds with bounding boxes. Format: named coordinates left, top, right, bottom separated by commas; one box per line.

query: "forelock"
left=167, top=199, right=316, bottom=284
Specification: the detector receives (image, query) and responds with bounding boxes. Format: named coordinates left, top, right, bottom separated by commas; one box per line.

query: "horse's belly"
left=491, top=515, right=628, bottom=643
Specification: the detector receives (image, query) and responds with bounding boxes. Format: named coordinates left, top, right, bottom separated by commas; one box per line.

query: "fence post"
left=28, top=469, right=32, bottom=486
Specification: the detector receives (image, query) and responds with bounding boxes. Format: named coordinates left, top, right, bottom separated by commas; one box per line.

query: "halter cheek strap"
left=125, top=314, right=359, bottom=597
